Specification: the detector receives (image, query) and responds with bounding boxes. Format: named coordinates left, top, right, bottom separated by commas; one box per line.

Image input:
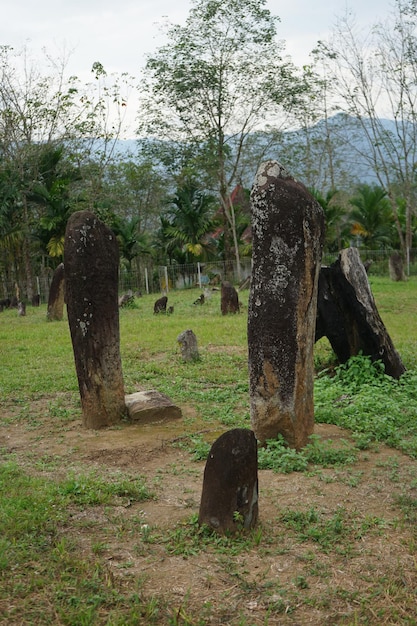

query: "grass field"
left=1, top=277, right=417, bottom=625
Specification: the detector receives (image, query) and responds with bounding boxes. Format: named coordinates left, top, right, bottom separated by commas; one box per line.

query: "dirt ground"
left=2, top=397, right=417, bottom=625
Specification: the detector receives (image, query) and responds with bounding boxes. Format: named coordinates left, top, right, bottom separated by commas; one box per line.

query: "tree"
left=0, top=45, right=135, bottom=298
left=348, top=184, right=394, bottom=249
left=310, top=188, right=350, bottom=252
left=31, top=145, right=81, bottom=261
left=164, top=178, right=217, bottom=264
left=317, top=0, right=417, bottom=269
left=137, top=0, right=301, bottom=280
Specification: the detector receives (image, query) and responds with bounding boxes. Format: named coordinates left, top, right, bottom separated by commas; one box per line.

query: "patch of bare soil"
left=2, top=398, right=417, bottom=625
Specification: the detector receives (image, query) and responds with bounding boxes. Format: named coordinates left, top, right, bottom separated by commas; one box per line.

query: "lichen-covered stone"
left=248, top=161, right=324, bottom=449
left=65, top=210, right=126, bottom=429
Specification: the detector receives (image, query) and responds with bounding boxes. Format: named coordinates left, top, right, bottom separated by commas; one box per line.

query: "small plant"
left=258, top=435, right=309, bottom=473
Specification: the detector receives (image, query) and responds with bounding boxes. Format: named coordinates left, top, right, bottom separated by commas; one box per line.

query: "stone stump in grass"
left=177, top=329, right=199, bottom=362
left=64, top=210, right=126, bottom=429
left=248, top=161, right=325, bottom=450
left=221, top=281, right=240, bottom=315
left=198, top=428, right=258, bottom=534
left=47, top=263, right=65, bottom=321
left=389, top=252, right=406, bottom=282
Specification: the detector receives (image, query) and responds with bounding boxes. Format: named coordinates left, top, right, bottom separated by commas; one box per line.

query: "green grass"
left=1, top=277, right=417, bottom=624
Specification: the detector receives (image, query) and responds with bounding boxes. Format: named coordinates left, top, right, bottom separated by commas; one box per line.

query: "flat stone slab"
left=125, top=390, right=182, bottom=424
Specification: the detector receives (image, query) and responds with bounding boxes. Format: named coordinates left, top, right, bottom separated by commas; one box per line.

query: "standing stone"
left=248, top=161, right=324, bottom=450
left=389, top=252, right=406, bottom=281
left=17, top=301, right=26, bottom=316
left=198, top=428, right=258, bottom=534
left=221, top=281, right=240, bottom=315
left=154, top=295, right=168, bottom=314
left=47, top=263, right=65, bottom=321
left=177, top=329, right=199, bottom=362
left=64, top=210, right=126, bottom=429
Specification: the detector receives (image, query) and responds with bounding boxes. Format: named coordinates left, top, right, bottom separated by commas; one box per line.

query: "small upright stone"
left=198, top=428, right=258, bottom=534
left=64, top=210, right=126, bottom=429
left=47, top=263, right=65, bottom=321
left=221, top=281, right=239, bottom=315
left=154, top=295, right=168, bottom=314
left=177, top=329, right=199, bottom=362
left=248, top=161, right=324, bottom=450
left=389, top=252, right=406, bottom=281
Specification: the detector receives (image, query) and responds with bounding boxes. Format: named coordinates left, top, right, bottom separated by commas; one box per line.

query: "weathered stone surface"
left=47, top=263, right=65, bottom=321
left=17, top=301, right=26, bottom=316
left=119, top=291, right=134, bottom=307
left=248, top=161, right=325, bottom=449
left=221, top=281, right=240, bottom=315
left=125, top=390, right=182, bottom=423
left=177, top=329, right=199, bottom=362
left=315, top=247, right=406, bottom=378
left=64, top=210, right=126, bottom=429
left=198, top=428, right=258, bottom=534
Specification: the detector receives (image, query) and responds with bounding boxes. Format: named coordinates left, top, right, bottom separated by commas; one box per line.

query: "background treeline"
left=1, top=0, right=417, bottom=302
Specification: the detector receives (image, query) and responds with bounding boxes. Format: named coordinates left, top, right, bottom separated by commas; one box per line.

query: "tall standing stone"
left=47, top=263, right=65, bottom=321
left=64, top=210, right=126, bottom=429
left=248, top=161, right=324, bottom=450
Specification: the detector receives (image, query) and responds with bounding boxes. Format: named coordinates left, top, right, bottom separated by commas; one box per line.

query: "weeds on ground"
left=315, top=354, right=417, bottom=458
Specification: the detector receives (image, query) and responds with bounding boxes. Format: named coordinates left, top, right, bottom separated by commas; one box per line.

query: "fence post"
left=197, top=262, right=202, bottom=289
left=164, top=266, right=169, bottom=293
left=145, top=268, right=149, bottom=294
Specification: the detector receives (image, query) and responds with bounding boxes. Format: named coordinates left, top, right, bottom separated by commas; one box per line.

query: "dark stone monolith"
left=221, top=281, right=239, bottom=315
left=198, top=428, right=258, bottom=534
left=315, top=247, right=406, bottom=378
left=64, top=210, right=126, bottom=429
left=248, top=161, right=325, bottom=450
left=47, top=263, right=65, bottom=321
left=389, top=252, right=406, bottom=281
left=154, top=295, right=168, bottom=314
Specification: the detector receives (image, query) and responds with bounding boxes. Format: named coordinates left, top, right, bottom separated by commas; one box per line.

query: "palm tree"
left=165, top=180, right=217, bottom=263
left=31, top=146, right=81, bottom=261
left=310, top=188, right=350, bottom=252
left=348, top=184, right=394, bottom=250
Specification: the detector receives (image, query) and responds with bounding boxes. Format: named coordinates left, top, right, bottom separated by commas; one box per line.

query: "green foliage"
left=57, top=472, right=153, bottom=506
left=315, top=354, right=417, bottom=456
left=258, top=433, right=358, bottom=473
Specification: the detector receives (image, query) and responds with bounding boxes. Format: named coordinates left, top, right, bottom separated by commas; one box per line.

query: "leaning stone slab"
left=125, top=390, right=182, bottom=423
left=248, top=161, right=324, bottom=450
left=198, top=428, right=258, bottom=535
left=315, top=247, right=406, bottom=379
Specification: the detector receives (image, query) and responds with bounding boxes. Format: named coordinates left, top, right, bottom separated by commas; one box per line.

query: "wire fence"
left=1, top=248, right=416, bottom=306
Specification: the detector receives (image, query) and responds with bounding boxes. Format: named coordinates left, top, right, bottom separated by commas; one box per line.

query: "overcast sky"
left=1, top=0, right=395, bottom=135
left=2, top=0, right=395, bottom=76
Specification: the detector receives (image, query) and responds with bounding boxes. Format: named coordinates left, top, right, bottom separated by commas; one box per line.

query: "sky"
left=1, top=0, right=395, bottom=135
